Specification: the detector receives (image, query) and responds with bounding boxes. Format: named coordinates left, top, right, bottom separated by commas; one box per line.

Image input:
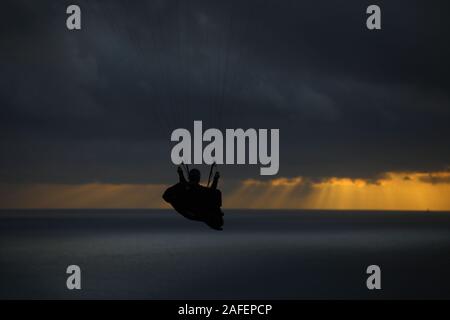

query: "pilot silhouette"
left=163, top=166, right=224, bottom=230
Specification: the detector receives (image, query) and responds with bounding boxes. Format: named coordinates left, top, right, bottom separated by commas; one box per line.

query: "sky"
left=1, top=0, right=450, bottom=210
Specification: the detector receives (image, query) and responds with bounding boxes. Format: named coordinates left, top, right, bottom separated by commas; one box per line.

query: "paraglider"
left=156, top=3, right=239, bottom=230
left=163, top=163, right=224, bottom=230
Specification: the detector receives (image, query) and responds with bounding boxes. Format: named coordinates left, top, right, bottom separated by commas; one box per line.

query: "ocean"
left=1, top=209, right=450, bottom=299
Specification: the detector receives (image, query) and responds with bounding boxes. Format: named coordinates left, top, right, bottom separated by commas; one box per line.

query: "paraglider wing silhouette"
left=163, top=182, right=224, bottom=230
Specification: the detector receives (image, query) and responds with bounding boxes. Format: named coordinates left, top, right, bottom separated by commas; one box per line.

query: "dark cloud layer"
left=1, top=0, right=450, bottom=184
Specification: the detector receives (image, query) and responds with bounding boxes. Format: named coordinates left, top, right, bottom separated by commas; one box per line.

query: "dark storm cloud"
left=0, top=0, right=449, bottom=184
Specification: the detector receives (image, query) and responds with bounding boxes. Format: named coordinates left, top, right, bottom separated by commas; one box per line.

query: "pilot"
left=177, top=167, right=220, bottom=190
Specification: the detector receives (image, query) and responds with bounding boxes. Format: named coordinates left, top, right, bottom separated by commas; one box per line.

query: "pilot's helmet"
left=188, top=169, right=201, bottom=184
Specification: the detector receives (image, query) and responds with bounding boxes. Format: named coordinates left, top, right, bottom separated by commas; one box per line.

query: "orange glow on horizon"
left=1, top=171, right=450, bottom=211
left=226, top=171, right=450, bottom=211
left=0, top=183, right=170, bottom=209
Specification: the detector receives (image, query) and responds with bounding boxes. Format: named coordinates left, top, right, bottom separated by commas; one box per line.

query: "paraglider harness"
left=163, top=162, right=223, bottom=230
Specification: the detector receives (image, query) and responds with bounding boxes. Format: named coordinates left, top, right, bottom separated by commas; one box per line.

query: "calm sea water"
left=1, top=209, right=450, bottom=299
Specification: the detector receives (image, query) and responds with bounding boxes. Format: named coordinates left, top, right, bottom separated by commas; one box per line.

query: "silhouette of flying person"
left=163, top=166, right=224, bottom=230
left=177, top=166, right=220, bottom=190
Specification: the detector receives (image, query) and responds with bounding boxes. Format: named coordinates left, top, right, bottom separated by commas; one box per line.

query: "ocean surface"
left=1, top=209, right=450, bottom=299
